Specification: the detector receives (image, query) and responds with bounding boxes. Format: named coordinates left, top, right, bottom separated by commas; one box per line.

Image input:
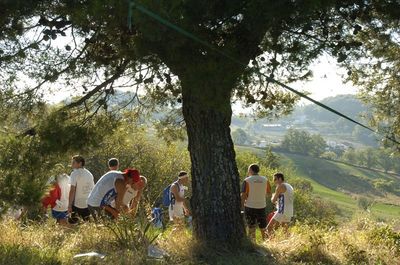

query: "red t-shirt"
left=42, top=184, right=61, bottom=209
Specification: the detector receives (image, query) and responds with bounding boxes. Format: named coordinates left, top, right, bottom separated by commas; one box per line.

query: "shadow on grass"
left=0, top=244, right=61, bottom=265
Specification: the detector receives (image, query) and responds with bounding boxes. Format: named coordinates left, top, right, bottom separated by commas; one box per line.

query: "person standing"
left=42, top=174, right=70, bottom=226
left=68, top=155, right=94, bottom=223
left=169, top=171, right=190, bottom=223
left=241, top=164, right=271, bottom=241
left=267, top=172, right=294, bottom=236
left=108, top=158, right=119, bottom=171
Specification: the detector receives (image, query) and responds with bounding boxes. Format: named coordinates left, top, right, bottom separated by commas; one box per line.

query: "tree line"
left=279, top=129, right=400, bottom=175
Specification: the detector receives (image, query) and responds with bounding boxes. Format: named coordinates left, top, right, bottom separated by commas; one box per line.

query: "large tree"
left=1, top=0, right=398, bottom=245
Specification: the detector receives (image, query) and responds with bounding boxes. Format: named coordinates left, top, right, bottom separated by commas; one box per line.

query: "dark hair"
left=108, top=158, right=119, bottom=168
left=178, top=171, right=188, bottom=177
left=274, top=172, right=284, bottom=181
left=249, top=164, right=260, bottom=174
left=72, top=155, right=85, bottom=167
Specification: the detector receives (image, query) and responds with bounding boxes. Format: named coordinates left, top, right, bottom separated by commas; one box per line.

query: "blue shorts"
left=51, top=209, right=68, bottom=220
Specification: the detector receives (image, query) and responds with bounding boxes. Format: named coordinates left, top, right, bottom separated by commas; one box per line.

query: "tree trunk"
left=181, top=74, right=245, bottom=245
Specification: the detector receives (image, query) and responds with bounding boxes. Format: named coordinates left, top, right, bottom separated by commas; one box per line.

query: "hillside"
left=237, top=146, right=400, bottom=220
left=232, top=94, right=378, bottom=148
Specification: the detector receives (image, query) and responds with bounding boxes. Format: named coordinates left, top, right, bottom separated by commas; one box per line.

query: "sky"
left=39, top=27, right=358, bottom=105
left=46, top=54, right=357, bottom=105
left=294, top=55, right=357, bottom=104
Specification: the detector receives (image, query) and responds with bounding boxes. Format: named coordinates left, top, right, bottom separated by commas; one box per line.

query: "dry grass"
left=0, top=214, right=399, bottom=265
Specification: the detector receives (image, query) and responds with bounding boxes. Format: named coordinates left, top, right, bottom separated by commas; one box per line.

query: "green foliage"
left=320, top=151, right=337, bottom=160
left=367, top=225, right=400, bottom=256
left=342, top=241, right=369, bottom=265
left=293, top=188, right=339, bottom=226
left=289, top=232, right=338, bottom=264
left=84, top=114, right=190, bottom=204
left=372, top=179, right=396, bottom=194
left=235, top=150, right=275, bottom=180
left=105, top=211, right=160, bottom=252
left=232, top=128, right=249, bottom=145
left=0, top=109, right=190, bottom=216
left=264, top=146, right=280, bottom=169
left=357, top=196, right=374, bottom=211
left=340, top=147, right=398, bottom=173
left=0, top=109, right=119, bottom=212
left=345, top=4, right=400, bottom=149
left=281, top=129, right=327, bottom=157
left=341, top=148, right=358, bottom=165
left=0, top=244, right=60, bottom=265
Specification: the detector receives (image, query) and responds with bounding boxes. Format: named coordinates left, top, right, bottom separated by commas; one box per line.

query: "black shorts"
left=69, top=205, right=91, bottom=224
left=245, top=207, right=267, bottom=229
left=88, top=205, right=116, bottom=221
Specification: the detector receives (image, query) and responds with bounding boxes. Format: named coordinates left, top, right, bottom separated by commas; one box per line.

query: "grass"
left=0, top=213, right=399, bottom=265
left=236, top=146, right=400, bottom=220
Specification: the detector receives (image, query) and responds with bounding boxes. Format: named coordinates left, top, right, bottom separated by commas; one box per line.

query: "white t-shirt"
left=53, top=175, right=70, bottom=212
left=69, top=168, right=94, bottom=209
left=87, top=170, right=124, bottom=207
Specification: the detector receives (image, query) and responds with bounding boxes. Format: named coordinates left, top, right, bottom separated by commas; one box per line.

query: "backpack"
left=162, top=182, right=179, bottom=207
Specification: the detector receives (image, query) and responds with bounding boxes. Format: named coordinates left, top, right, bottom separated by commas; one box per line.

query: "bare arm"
left=240, top=181, right=248, bottom=209
left=129, top=189, right=143, bottom=215
left=114, top=179, right=127, bottom=212
left=271, top=184, right=286, bottom=204
left=171, top=184, right=185, bottom=202
left=68, top=185, right=76, bottom=212
left=266, top=180, right=272, bottom=198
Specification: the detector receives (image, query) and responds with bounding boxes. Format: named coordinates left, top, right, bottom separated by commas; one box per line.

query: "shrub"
left=367, top=225, right=400, bottom=256
left=294, top=190, right=339, bottom=225
left=320, top=151, right=337, bottom=160
left=342, top=241, right=369, bottom=265
left=289, top=232, right=339, bottom=264
left=0, top=244, right=60, bottom=265
left=357, top=196, right=374, bottom=211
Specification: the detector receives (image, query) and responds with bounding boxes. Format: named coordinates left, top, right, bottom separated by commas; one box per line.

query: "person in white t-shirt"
left=68, top=155, right=94, bottom=223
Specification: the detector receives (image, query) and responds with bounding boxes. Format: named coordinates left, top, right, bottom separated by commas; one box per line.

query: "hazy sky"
left=293, top=55, right=357, bottom=104
left=44, top=46, right=357, bottom=105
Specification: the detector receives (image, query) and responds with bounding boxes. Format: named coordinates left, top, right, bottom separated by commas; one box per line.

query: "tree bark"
left=181, top=74, right=245, bottom=245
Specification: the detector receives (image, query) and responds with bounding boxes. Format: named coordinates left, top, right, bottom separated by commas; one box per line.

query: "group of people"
left=42, top=155, right=190, bottom=227
left=241, top=164, right=294, bottom=240
left=42, top=156, right=292, bottom=239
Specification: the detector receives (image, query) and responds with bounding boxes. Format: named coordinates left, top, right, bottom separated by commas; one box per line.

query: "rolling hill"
left=237, top=146, right=400, bottom=220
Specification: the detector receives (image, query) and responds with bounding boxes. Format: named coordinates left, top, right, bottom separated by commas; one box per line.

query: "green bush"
left=367, top=225, right=400, bottom=256
left=0, top=244, right=60, bottom=265
left=357, top=196, right=374, bottom=211
left=342, top=241, right=369, bottom=265
left=290, top=232, right=339, bottom=264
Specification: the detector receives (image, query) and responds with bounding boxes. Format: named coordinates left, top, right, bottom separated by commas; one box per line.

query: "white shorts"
left=272, top=212, right=292, bottom=223
left=169, top=203, right=184, bottom=221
